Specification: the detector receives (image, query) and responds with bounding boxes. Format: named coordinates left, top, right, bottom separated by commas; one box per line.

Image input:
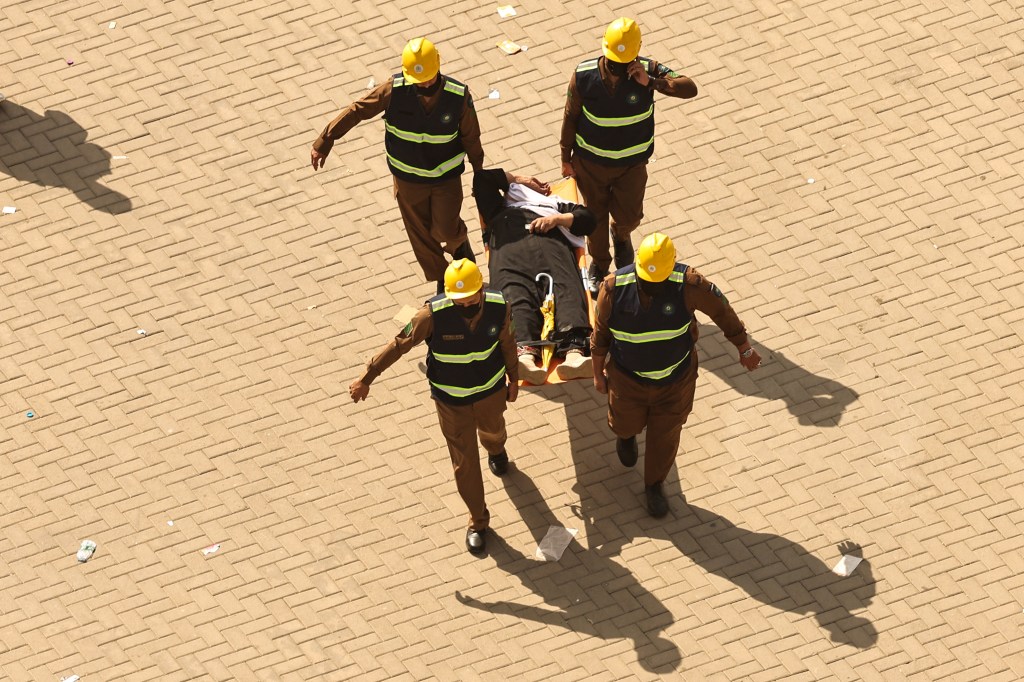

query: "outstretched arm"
left=350, top=303, right=433, bottom=401
left=311, top=80, right=393, bottom=170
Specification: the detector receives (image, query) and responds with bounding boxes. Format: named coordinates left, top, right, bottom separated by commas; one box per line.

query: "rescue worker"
left=591, top=233, right=762, bottom=517
left=560, top=18, right=698, bottom=294
left=473, top=167, right=597, bottom=384
left=349, top=259, right=518, bottom=555
left=311, top=38, right=484, bottom=291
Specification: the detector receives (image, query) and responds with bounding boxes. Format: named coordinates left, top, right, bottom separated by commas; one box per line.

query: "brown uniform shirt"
left=560, top=57, right=697, bottom=164
left=591, top=267, right=748, bottom=358
left=361, top=297, right=518, bottom=386
left=312, top=76, right=485, bottom=170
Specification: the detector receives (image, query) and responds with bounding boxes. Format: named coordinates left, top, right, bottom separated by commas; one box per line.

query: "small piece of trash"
left=807, top=177, right=815, bottom=184
left=393, top=304, right=419, bottom=326
left=520, top=45, right=528, bottom=52
left=534, top=526, right=577, bottom=561
left=26, top=411, right=35, bottom=419
left=112, top=155, right=128, bottom=160
left=167, top=520, right=174, bottom=526
left=77, top=540, right=97, bottom=563
left=832, top=554, right=863, bottom=577
left=366, top=77, right=375, bottom=89
left=201, top=543, right=220, bottom=556
left=2, top=206, right=16, bottom=214
left=497, top=5, right=517, bottom=17
left=66, top=59, right=74, bottom=65
left=497, top=39, right=522, bottom=55
left=306, top=304, right=316, bottom=310
left=137, top=329, right=146, bottom=335
left=488, top=89, right=500, bottom=99
left=61, top=676, right=80, bottom=682
left=108, top=21, right=116, bottom=28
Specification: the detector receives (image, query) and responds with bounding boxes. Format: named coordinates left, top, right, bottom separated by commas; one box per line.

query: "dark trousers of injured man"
left=605, top=354, right=698, bottom=487
left=488, top=229, right=591, bottom=354
left=433, top=388, right=508, bottom=531
left=394, top=175, right=471, bottom=283
left=571, top=156, right=648, bottom=275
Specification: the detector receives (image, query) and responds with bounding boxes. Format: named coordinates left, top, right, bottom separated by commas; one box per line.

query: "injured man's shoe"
left=517, top=346, right=548, bottom=385
left=555, top=349, right=592, bottom=381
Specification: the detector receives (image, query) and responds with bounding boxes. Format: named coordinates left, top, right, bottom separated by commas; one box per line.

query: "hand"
left=594, top=372, right=607, bottom=394
left=506, top=381, right=519, bottom=403
left=739, top=347, right=762, bottom=371
left=311, top=148, right=326, bottom=171
left=561, top=161, right=575, bottom=178
left=516, top=176, right=551, bottom=195
left=349, top=379, right=370, bottom=402
left=627, top=60, right=651, bottom=87
left=529, top=215, right=561, bottom=234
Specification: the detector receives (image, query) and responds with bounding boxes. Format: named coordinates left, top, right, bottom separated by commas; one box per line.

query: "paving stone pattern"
left=1, top=0, right=1023, bottom=680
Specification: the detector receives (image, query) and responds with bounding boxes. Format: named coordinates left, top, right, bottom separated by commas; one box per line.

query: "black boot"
left=452, top=240, right=476, bottom=263
left=616, top=436, right=638, bottom=467
left=586, top=261, right=606, bottom=296
left=613, top=237, right=634, bottom=269
left=645, top=483, right=669, bottom=518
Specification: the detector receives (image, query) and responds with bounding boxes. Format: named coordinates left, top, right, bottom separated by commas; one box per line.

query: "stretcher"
left=480, top=176, right=597, bottom=386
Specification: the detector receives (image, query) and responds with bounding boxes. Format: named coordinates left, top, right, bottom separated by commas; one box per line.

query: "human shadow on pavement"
left=0, top=99, right=131, bottom=214
left=698, top=325, right=859, bottom=426
left=545, top=382, right=877, bottom=649
left=456, top=464, right=682, bottom=674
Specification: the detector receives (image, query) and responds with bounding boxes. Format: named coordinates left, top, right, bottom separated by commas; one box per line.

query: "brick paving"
left=2, top=0, right=1023, bottom=679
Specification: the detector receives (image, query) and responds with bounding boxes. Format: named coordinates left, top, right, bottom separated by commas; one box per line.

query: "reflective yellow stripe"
left=484, top=292, right=505, bottom=304
left=610, top=321, right=691, bottom=344
left=387, top=151, right=467, bottom=178
left=615, top=273, right=636, bottom=286
left=393, top=75, right=405, bottom=87
left=576, top=59, right=599, bottom=72
left=430, top=365, right=505, bottom=398
left=667, top=271, right=684, bottom=283
left=634, top=352, right=690, bottom=380
left=444, top=81, right=465, bottom=96
left=431, top=298, right=453, bottom=312
left=385, top=122, right=459, bottom=144
left=575, top=134, right=654, bottom=160
left=432, top=340, right=500, bottom=364
left=581, top=104, right=654, bottom=127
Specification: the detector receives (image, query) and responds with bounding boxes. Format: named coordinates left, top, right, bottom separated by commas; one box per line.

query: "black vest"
left=383, top=74, right=468, bottom=184
left=426, top=291, right=508, bottom=405
left=609, top=264, right=694, bottom=385
left=573, top=57, right=656, bottom=167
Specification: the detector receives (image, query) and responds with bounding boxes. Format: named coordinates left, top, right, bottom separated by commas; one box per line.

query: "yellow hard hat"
left=636, top=233, right=676, bottom=282
left=402, top=38, right=440, bottom=84
left=444, top=258, right=483, bottom=299
left=602, top=17, right=642, bottom=63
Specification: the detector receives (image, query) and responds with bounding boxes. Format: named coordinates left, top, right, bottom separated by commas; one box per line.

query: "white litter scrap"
left=201, top=543, right=221, bottom=556
left=497, top=5, right=517, bottom=18
left=534, top=526, right=577, bottom=561
left=2, top=206, right=16, bottom=214
left=497, top=39, right=522, bottom=55
left=488, top=89, right=500, bottom=99
left=108, top=21, right=116, bottom=28
left=112, top=155, right=128, bottom=160
left=832, top=554, right=863, bottom=577
left=807, top=177, right=815, bottom=184
left=61, top=676, right=80, bottom=682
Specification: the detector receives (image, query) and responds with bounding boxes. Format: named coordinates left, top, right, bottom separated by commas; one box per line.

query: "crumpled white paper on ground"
left=832, top=554, right=863, bottom=577
left=534, top=526, right=577, bottom=561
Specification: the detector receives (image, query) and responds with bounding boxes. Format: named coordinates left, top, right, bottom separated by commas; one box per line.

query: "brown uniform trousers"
left=394, top=176, right=470, bottom=284
left=433, top=387, right=508, bottom=531
left=571, top=155, right=648, bottom=274
left=606, top=354, right=698, bottom=487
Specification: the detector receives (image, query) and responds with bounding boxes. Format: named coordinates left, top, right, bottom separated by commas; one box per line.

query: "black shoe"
left=453, top=240, right=476, bottom=263
left=645, top=483, right=669, bottom=518
left=613, top=238, right=634, bottom=269
left=488, top=451, right=509, bottom=476
left=616, top=436, right=638, bottom=467
left=466, top=527, right=487, bottom=555
left=586, top=262, right=606, bottom=295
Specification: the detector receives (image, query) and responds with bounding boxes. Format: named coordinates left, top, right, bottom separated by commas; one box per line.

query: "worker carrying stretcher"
left=473, top=168, right=597, bottom=385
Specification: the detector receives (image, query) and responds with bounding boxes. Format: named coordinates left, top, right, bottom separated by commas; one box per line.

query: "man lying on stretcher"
left=473, top=168, right=597, bottom=385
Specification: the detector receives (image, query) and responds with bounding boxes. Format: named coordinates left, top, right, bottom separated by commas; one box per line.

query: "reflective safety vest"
left=573, top=57, right=656, bottom=167
left=609, top=264, right=694, bottom=385
left=384, top=74, right=468, bottom=183
left=426, top=290, right=508, bottom=405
